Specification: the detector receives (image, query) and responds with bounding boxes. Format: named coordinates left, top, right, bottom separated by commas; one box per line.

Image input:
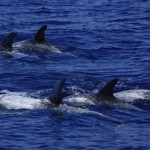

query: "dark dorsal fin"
left=99, top=78, right=119, bottom=96
left=1, top=32, right=17, bottom=49
left=34, top=25, right=47, bottom=43
left=48, top=79, right=66, bottom=106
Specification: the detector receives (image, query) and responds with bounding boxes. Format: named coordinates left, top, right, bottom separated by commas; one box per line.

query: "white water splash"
left=63, top=52, right=78, bottom=58
left=53, top=104, right=123, bottom=124
left=9, top=51, right=29, bottom=58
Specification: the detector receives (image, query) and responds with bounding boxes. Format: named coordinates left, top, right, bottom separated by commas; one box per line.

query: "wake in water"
left=53, top=104, right=124, bottom=124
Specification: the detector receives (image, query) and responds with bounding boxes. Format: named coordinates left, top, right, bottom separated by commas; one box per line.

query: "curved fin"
left=48, top=79, right=66, bottom=106
left=34, top=25, right=47, bottom=43
left=1, top=32, right=17, bottom=49
left=99, top=78, right=119, bottom=96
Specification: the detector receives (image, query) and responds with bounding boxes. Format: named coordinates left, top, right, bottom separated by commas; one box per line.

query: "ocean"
left=0, top=0, right=150, bottom=149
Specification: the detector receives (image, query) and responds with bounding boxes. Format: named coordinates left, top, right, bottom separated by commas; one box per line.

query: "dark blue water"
left=0, top=0, right=150, bottom=149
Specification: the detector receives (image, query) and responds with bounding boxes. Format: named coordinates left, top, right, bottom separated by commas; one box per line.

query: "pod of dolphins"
left=0, top=25, right=149, bottom=113
left=45, top=78, right=121, bottom=107
left=45, top=78, right=149, bottom=114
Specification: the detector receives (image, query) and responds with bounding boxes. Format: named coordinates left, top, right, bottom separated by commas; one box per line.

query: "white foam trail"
left=1, top=51, right=28, bottom=58
left=10, top=51, right=29, bottom=58
left=64, top=52, right=78, bottom=58
left=53, top=104, right=123, bottom=124
left=49, top=45, right=62, bottom=53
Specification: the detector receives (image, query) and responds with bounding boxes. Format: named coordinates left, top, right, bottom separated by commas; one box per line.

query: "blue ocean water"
left=0, top=0, right=150, bottom=149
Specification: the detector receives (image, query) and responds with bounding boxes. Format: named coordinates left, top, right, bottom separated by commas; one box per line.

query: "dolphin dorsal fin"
left=1, top=32, right=17, bottom=49
left=34, top=25, right=47, bottom=43
left=48, top=79, right=66, bottom=106
left=99, top=78, right=119, bottom=96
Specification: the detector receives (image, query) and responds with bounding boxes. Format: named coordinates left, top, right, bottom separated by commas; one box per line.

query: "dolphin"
left=0, top=32, right=17, bottom=52
left=43, top=79, right=66, bottom=108
left=64, top=78, right=120, bottom=105
left=64, top=78, right=148, bottom=112
left=13, top=25, right=61, bottom=53
left=38, top=78, right=150, bottom=113
left=0, top=79, right=66, bottom=109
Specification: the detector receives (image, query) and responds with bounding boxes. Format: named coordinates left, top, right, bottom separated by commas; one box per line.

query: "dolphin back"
left=97, top=78, right=119, bottom=97
left=1, top=32, right=17, bottom=49
left=34, top=25, right=47, bottom=43
left=48, top=79, right=66, bottom=106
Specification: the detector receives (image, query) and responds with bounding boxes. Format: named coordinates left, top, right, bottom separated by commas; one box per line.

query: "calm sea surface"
left=0, top=0, right=150, bottom=149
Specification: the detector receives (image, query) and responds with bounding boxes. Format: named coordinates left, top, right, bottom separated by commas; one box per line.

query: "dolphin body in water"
left=43, top=79, right=66, bottom=108
left=27, top=79, right=150, bottom=111
left=0, top=79, right=125, bottom=124
left=13, top=25, right=61, bottom=53
left=0, top=79, right=65, bottom=109
left=0, top=32, right=17, bottom=52
left=64, top=78, right=149, bottom=112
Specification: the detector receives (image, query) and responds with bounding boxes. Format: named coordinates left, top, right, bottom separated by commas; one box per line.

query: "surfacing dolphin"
left=0, top=79, right=65, bottom=109
left=0, top=32, right=17, bottom=52
left=64, top=78, right=148, bottom=112
left=13, top=25, right=61, bottom=53
left=43, top=79, right=66, bottom=108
